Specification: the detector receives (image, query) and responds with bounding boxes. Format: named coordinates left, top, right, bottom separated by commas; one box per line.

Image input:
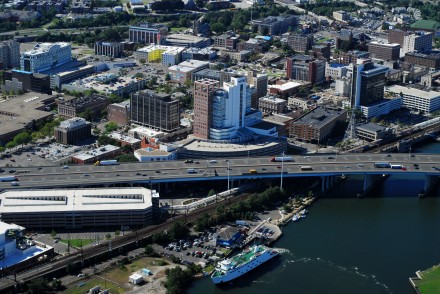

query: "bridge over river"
left=1, top=153, right=439, bottom=196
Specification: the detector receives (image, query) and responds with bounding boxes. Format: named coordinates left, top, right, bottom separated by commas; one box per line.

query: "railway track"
left=0, top=192, right=254, bottom=290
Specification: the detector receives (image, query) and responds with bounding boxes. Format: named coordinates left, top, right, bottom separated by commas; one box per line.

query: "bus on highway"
left=374, top=162, right=391, bottom=168
left=300, top=166, right=313, bottom=171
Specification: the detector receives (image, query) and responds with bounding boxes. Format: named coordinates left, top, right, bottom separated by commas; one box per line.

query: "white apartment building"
left=385, top=85, right=440, bottom=113
left=325, top=63, right=348, bottom=79
left=20, top=42, right=71, bottom=73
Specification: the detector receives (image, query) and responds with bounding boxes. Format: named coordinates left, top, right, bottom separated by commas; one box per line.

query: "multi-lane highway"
left=1, top=153, right=440, bottom=190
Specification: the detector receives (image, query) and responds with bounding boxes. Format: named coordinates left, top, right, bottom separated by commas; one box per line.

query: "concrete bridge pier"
left=419, top=175, right=440, bottom=198
left=321, top=175, right=338, bottom=192
left=358, top=174, right=389, bottom=197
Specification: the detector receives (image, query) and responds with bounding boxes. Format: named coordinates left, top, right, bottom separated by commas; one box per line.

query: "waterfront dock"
left=277, top=197, right=316, bottom=226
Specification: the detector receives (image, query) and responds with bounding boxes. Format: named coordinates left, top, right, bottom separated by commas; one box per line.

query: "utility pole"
left=280, top=152, right=285, bottom=191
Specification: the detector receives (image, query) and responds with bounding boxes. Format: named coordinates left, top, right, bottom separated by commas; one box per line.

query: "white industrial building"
left=0, top=188, right=159, bottom=229
left=20, top=42, right=72, bottom=73
left=385, top=85, right=440, bottom=113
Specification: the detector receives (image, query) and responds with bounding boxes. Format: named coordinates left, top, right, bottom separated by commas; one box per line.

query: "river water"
left=189, top=142, right=440, bottom=294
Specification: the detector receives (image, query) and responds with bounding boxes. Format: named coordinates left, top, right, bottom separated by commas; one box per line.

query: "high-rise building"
left=130, top=90, right=180, bottom=132
left=129, top=23, right=168, bottom=44
left=389, top=29, right=433, bottom=54
left=193, top=79, right=219, bottom=139
left=285, top=55, right=326, bottom=84
left=193, top=77, right=262, bottom=140
left=350, top=59, right=389, bottom=108
left=20, top=42, right=71, bottom=73
left=247, top=70, right=268, bottom=108
left=368, top=41, right=400, bottom=61
left=0, top=39, right=19, bottom=69
left=287, top=34, right=314, bottom=52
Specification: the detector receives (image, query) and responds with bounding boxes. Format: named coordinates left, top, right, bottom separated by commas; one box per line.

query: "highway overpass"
left=1, top=153, right=440, bottom=194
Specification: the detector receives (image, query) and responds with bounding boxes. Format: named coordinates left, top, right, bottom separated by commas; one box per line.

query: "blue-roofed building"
left=216, top=226, right=243, bottom=248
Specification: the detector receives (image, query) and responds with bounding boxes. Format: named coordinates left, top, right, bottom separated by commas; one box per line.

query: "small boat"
left=291, top=214, right=300, bottom=222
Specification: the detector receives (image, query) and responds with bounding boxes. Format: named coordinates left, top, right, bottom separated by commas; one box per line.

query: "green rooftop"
left=410, top=20, right=440, bottom=31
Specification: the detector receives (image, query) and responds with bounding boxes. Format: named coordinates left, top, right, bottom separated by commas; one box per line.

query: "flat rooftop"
left=108, top=132, right=141, bottom=144
left=268, top=81, right=308, bottom=91
left=292, top=107, right=346, bottom=128
left=357, top=122, right=387, bottom=133
left=386, top=85, right=440, bottom=99
left=182, top=138, right=281, bottom=153
left=72, top=144, right=120, bottom=161
left=0, top=92, right=54, bottom=137
left=0, top=187, right=156, bottom=213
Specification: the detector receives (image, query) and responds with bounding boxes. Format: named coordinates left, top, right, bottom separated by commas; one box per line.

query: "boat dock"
left=277, top=197, right=316, bottom=226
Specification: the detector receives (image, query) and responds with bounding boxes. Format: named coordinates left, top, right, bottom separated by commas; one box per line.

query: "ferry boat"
left=211, top=245, right=279, bottom=285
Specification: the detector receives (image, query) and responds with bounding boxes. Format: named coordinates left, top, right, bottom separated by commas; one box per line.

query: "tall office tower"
left=210, top=76, right=254, bottom=140
left=130, top=90, right=180, bottom=132
left=193, top=79, right=219, bottom=139
left=350, top=59, right=389, bottom=108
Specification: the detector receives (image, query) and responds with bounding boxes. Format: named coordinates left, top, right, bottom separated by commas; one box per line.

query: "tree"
left=208, top=189, right=216, bottom=197
left=168, top=221, right=189, bottom=241
left=50, top=230, right=57, bottom=238
left=211, top=22, right=227, bottom=33
left=116, top=153, right=138, bottom=162
left=144, top=245, right=155, bottom=256
left=139, top=58, right=146, bottom=64
left=26, top=277, right=48, bottom=294
left=115, top=230, right=120, bottom=236
left=6, top=141, right=16, bottom=151
left=51, top=279, right=63, bottom=291
left=78, top=107, right=94, bottom=122
left=0, top=146, right=5, bottom=154
left=105, top=233, right=111, bottom=240
left=104, top=122, right=118, bottom=133
left=13, top=132, right=31, bottom=147
left=165, top=73, right=171, bottom=81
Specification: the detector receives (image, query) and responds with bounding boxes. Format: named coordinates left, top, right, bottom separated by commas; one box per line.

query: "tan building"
left=289, top=107, right=347, bottom=142
left=57, top=95, right=111, bottom=119
left=54, top=117, right=91, bottom=145
left=258, top=95, right=287, bottom=114
left=71, top=144, right=121, bottom=164
left=108, top=101, right=130, bottom=126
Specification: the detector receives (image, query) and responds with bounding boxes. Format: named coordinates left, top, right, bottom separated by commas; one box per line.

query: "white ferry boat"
left=211, top=245, right=279, bottom=285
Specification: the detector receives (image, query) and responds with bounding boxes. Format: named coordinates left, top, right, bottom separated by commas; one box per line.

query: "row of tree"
left=195, top=186, right=286, bottom=231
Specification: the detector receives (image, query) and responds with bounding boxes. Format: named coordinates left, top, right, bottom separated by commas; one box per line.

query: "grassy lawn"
left=103, top=257, right=168, bottom=285
left=60, top=239, right=94, bottom=248
left=170, top=27, right=187, bottom=32
left=62, top=277, right=126, bottom=294
left=415, top=265, right=440, bottom=294
left=204, top=265, right=215, bottom=273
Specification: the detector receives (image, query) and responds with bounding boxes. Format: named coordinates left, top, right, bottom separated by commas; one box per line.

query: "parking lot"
left=0, top=142, right=92, bottom=168
left=151, top=230, right=229, bottom=268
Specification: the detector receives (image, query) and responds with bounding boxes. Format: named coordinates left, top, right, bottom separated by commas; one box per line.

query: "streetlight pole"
left=408, top=147, right=412, bottom=166
left=227, top=160, right=230, bottom=195
left=280, top=151, right=284, bottom=191
left=247, top=151, right=250, bottom=165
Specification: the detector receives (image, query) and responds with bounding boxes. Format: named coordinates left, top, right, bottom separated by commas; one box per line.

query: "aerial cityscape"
left=1, top=0, right=440, bottom=293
